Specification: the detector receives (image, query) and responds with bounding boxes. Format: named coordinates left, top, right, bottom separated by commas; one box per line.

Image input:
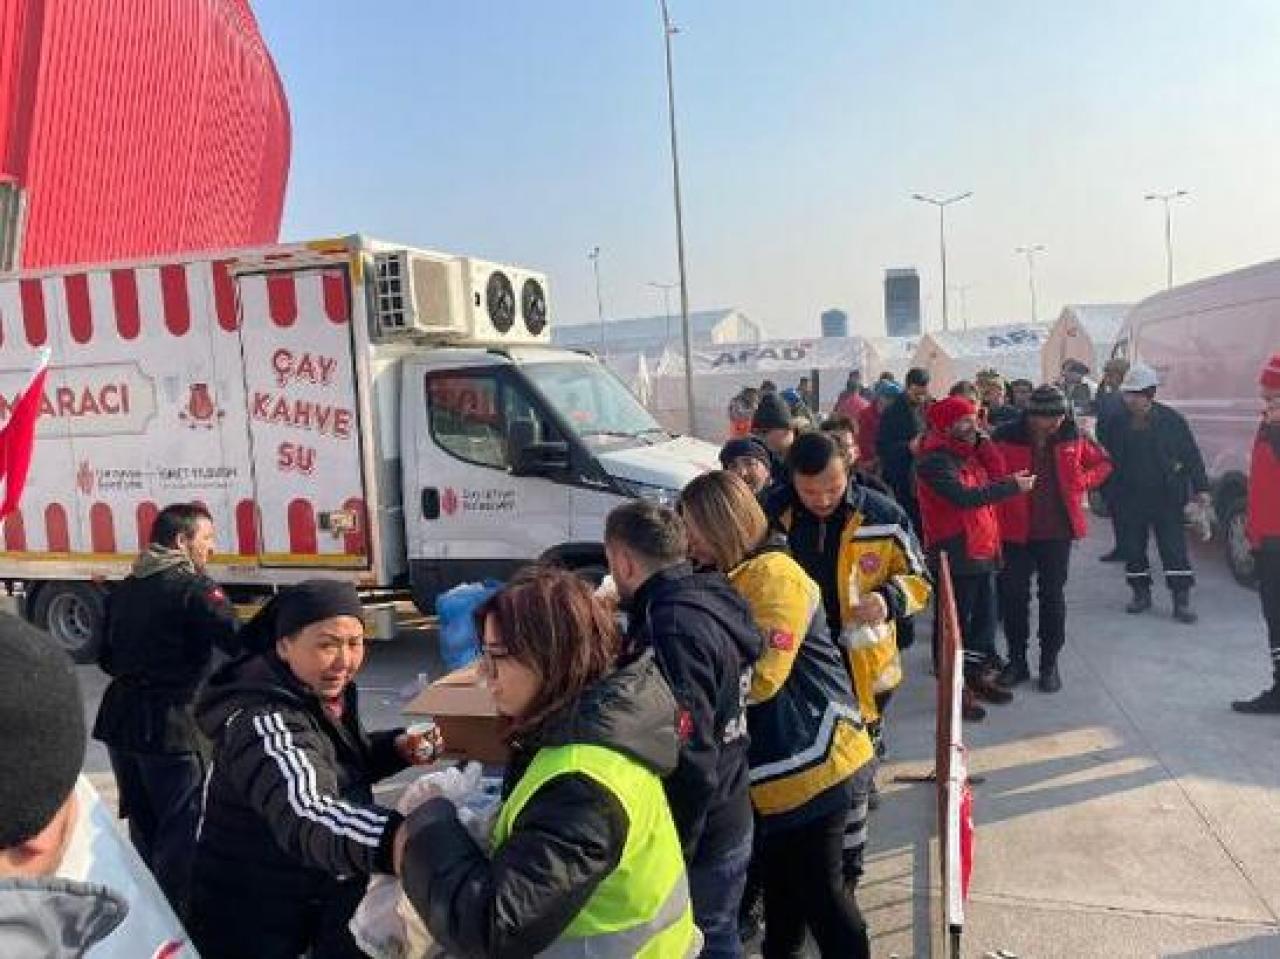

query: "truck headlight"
left=613, top=478, right=680, bottom=507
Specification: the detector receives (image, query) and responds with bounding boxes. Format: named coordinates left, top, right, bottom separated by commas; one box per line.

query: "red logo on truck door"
left=179, top=383, right=225, bottom=429
left=442, top=487, right=459, bottom=516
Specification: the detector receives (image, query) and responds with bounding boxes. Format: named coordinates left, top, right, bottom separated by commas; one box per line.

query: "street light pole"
left=647, top=280, right=677, bottom=344
left=659, top=0, right=697, bottom=436
left=1015, top=244, right=1046, bottom=323
left=1144, top=190, right=1189, bottom=289
left=911, top=191, right=972, bottom=332
left=588, top=246, right=606, bottom=357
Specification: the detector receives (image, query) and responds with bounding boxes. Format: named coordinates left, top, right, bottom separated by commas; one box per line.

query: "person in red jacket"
left=1232, top=354, right=1280, bottom=714
left=991, top=386, right=1112, bottom=693
left=915, top=395, right=1035, bottom=715
left=855, top=379, right=900, bottom=474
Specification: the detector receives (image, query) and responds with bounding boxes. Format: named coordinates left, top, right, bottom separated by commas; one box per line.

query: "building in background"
left=0, top=0, right=290, bottom=270
left=821, top=308, right=849, bottom=338
left=884, top=267, right=921, bottom=338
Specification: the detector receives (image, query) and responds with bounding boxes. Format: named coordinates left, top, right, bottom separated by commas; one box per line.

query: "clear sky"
left=254, top=1, right=1280, bottom=339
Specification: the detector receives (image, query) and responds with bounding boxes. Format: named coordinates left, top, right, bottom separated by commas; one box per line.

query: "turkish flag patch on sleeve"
left=676, top=708, right=694, bottom=742
left=768, top=629, right=795, bottom=651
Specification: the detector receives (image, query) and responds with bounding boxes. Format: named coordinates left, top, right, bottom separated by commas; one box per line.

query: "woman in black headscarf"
left=187, top=580, right=439, bottom=959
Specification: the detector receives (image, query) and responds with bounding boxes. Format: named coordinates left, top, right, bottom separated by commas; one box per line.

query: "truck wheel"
left=31, top=583, right=107, bottom=664
left=1222, top=496, right=1258, bottom=589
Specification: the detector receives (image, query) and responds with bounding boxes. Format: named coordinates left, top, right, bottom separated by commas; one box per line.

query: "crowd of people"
left=2, top=354, right=1278, bottom=958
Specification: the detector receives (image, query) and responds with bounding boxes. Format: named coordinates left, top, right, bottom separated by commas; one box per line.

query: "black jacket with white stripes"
left=188, top=650, right=406, bottom=957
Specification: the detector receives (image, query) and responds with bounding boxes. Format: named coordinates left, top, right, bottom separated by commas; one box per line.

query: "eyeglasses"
left=479, top=645, right=511, bottom=678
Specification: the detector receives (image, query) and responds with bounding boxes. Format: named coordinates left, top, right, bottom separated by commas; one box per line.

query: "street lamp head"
left=1175, top=189, right=1189, bottom=198
left=588, top=246, right=600, bottom=260
left=946, top=191, right=974, bottom=205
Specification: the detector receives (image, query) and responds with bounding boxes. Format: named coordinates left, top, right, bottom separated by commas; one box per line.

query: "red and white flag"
left=0, top=349, right=50, bottom=519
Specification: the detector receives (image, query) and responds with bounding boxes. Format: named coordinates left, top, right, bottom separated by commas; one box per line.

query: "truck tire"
left=1222, top=495, right=1258, bottom=589
left=31, top=582, right=107, bottom=664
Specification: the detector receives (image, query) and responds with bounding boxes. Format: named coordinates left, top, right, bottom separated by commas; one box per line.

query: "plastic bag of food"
left=350, top=763, right=501, bottom=959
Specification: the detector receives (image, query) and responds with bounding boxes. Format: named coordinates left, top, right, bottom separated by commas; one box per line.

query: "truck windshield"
left=522, top=361, right=667, bottom=445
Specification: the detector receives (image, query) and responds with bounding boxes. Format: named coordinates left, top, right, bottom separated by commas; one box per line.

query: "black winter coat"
left=877, top=395, right=926, bottom=499
left=626, top=564, right=761, bottom=861
left=188, top=652, right=406, bottom=959
left=400, top=650, right=680, bottom=959
left=1102, top=401, right=1209, bottom=508
left=93, top=554, right=240, bottom=754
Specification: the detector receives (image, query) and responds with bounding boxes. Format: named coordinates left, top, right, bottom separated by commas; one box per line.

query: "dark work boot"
left=1231, top=684, right=1280, bottom=715
left=961, top=687, right=987, bottom=722
left=1038, top=663, right=1062, bottom=693
left=998, top=656, right=1031, bottom=688
left=1126, top=584, right=1153, bottom=615
left=1172, top=589, right=1198, bottom=624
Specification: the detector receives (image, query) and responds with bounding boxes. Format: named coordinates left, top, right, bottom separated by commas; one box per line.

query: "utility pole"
left=588, top=246, right=606, bottom=357
left=1144, top=190, right=1189, bottom=289
left=1015, top=245, right=1046, bottom=323
left=911, top=191, right=973, bottom=332
left=659, top=0, right=697, bottom=435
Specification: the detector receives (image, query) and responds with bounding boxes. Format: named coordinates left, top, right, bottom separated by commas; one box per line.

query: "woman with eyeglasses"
left=394, top=565, right=700, bottom=958
left=679, top=472, right=873, bottom=959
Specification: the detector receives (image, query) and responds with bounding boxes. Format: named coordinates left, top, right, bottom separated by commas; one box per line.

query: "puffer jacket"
left=728, top=538, right=874, bottom=835
left=1248, top=422, right=1280, bottom=551
left=188, top=652, right=406, bottom=959
left=626, top=564, right=762, bottom=861
left=992, top=417, right=1112, bottom=543
left=93, top=546, right=241, bottom=755
left=914, top=431, right=1020, bottom=574
left=400, top=650, right=681, bottom=959
left=1104, top=401, right=1209, bottom=507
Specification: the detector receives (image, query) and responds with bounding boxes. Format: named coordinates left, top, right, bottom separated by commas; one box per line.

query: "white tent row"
left=865, top=336, right=921, bottom=382
left=911, top=323, right=1050, bottom=388
left=1040, top=304, right=1131, bottom=382
left=645, top=336, right=869, bottom=441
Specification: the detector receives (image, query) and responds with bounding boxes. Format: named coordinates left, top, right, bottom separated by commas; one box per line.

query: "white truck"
left=0, top=235, right=719, bottom=659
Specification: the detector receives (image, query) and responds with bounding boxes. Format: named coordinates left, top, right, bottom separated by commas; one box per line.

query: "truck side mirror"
left=508, top=419, right=569, bottom=477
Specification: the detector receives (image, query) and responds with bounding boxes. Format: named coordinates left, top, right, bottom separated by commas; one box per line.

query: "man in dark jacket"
left=1232, top=353, right=1280, bottom=714
left=605, top=501, right=761, bottom=959
left=1106, top=363, right=1210, bottom=623
left=877, top=366, right=931, bottom=531
left=915, top=396, right=1035, bottom=716
left=752, top=390, right=799, bottom=489
left=189, top=581, right=432, bottom=959
left=91, top=502, right=240, bottom=915
left=977, top=369, right=1020, bottom=429
left=992, top=386, right=1112, bottom=693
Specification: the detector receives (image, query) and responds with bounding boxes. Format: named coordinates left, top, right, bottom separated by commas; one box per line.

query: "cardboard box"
left=404, top=663, right=510, bottom=765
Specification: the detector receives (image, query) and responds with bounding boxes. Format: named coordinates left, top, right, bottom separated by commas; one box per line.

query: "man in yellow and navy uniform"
left=767, top=430, right=931, bottom=885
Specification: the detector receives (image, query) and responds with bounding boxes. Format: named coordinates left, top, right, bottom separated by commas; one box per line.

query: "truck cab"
left=400, top=346, right=718, bottom=610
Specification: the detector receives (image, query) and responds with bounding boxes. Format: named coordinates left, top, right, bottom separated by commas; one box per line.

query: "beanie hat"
left=0, top=614, right=86, bottom=847
left=719, top=436, right=772, bottom=470
left=1027, top=384, right=1068, bottom=417
left=873, top=380, right=902, bottom=399
left=927, top=395, right=978, bottom=433
left=751, top=392, right=794, bottom=432
left=1261, top=353, right=1280, bottom=390
left=240, top=579, right=365, bottom=653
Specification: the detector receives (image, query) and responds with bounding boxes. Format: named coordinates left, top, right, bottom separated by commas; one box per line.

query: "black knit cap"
left=719, top=436, right=772, bottom=469
left=240, top=580, right=364, bottom=652
left=751, top=392, right=794, bottom=432
left=0, top=614, right=86, bottom=847
left=1027, top=384, right=1068, bottom=417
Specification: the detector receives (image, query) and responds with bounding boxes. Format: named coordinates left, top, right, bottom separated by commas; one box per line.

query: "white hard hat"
left=1120, top=363, right=1159, bottom=392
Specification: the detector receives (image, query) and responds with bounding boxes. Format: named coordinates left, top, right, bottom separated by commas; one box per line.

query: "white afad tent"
left=865, top=336, right=920, bottom=382
left=648, top=336, right=868, bottom=441
left=912, top=323, right=1051, bottom=388
left=1040, top=304, right=1131, bottom=382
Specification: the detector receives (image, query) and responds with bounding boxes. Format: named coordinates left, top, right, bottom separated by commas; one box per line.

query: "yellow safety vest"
left=493, top=743, right=699, bottom=958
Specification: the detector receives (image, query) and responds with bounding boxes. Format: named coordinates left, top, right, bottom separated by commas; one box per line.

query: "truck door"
left=237, top=267, right=370, bottom=568
left=407, top=365, right=572, bottom=598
